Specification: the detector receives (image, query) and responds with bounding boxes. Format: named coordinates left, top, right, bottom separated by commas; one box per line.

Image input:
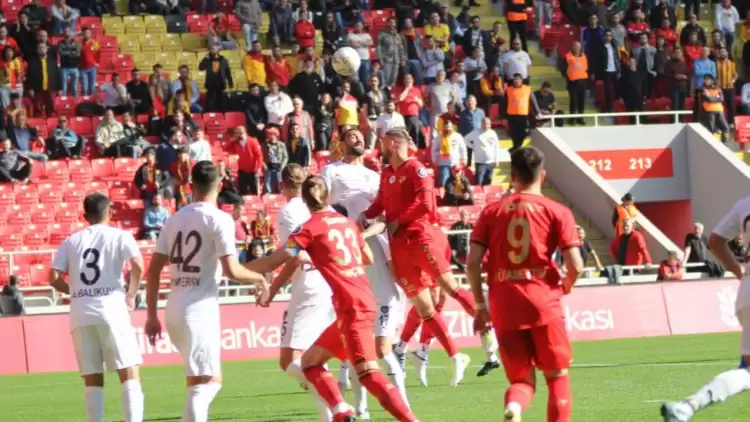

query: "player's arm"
left=709, top=200, right=745, bottom=280
left=214, top=216, right=268, bottom=284
left=242, top=249, right=295, bottom=275
left=267, top=260, right=299, bottom=298
left=361, top=241, right=373, bottom=266
left=48, top=269, right=70, bottom=295
left=467, top=209, right=491, bottom=309
left=123, top=233, right=145, bottom=300
left=361, top=220, right=386, bottom=239
left=48, top=241, right=70, bottom=295
left=145, top=252, right=168, bottom=318
left=558, top=208, right=584, bottom=293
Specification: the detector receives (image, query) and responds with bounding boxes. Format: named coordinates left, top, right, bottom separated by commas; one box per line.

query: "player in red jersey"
left=466, top=147, right=583, bottom=422
left=257, top=176, right=417, bottom=422
left=362, top=127, right=473, bottom=386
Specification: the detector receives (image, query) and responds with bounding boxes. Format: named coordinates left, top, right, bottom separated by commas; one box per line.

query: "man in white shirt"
left=502, top=39, right=532, bottom=84
left=451, top=63, right=468, bottom=109
left=321, top=129, right=409, bottom=418
left=188, top=129, right=212, bottom=162
left=96, top=108, right=126, bottom=157
left=99, top=73, right=131, bottom=115
left=375, top=100, right=406, bottom=138
left=462, top=46, right=487, bottom=90
left=427, top=70, right=457, bottom=130
left=348, top=21, right=374, bottom=83
left=431, top=120, right=467, bottom=187
left=464, top=117, right=500, bottom=186
left=144, top=162, right=271, bottom=422
left=49, top=193, right=145, bottom=422
left=264, top=80, right=294, bottom=126
left=715, top=0, right=740, bottom=50
left=740, top=81, right=750, bottom=115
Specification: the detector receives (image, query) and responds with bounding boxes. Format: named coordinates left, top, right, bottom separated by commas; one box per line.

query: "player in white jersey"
left=258, top=163, right=336, bottom=422
left=49, top=193, right=146, bottom=422
left=321, top=129, right=409, bottom=418
left=143, top=161, right=272, bottom=422
left=661, top=199, right=750, bottom=422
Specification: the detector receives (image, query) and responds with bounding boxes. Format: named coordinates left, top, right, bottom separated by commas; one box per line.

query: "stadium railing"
left=543, top=110, right=694, bottom=127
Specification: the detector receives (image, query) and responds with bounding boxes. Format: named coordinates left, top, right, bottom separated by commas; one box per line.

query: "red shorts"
left=494, top=318, right=572, bottom=383
left=391, top=238, right=452, bottom=298
left=313, top=309, right=378, bottom=364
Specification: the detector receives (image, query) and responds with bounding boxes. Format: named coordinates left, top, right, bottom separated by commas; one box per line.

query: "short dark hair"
left=8, top=274, right=18, bottom=286
left=510, top=147, right=545, bottom=185
left=83, top=193, right=111, bottom=224
left=541, top=81, right=552, bottom=89
left=153, top=63, right=163, bottom=70
left=191, top=161, right=220, bottom=194
left=282, top=163, right=306, bottom=190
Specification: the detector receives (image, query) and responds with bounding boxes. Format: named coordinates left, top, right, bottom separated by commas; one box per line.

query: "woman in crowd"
left=250, top=209, right=276, bottom=254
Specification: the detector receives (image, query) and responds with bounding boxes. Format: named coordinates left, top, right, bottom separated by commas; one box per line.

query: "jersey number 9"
left=507, top=217, right=531, bottom=264
left=328, top=228, right=362, bottom=266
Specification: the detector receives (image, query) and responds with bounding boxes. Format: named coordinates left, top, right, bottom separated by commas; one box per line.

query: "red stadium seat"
left=0, top=226, right=23, bottom=248
left=224, top=111, right=245, bottom=129
left=45, top=161, right=70, bottom=183
left=91, top=158, right=116, bottom=179
left=69, top=116, right=94, bottom=138
left=55, top=203, right=81, bottom=224
left=45, top=116, right=60, bottom=135
left=49, top=224, right=70, bottom=245
left=0, top=184, right=12, bottom=206
left=30, top=204, right=55, bottom=224
left=436, top=206, right=460, bottom=227
left=37, top=182, right=64, bottom=205
left=62, top=182, right=87, bottom=203
left=80, top=17, right=103, bottom=36
left=109, top=186, right=132, bottom=201
left=10, top=265, right=30, bottom=286
left=68, top=222, right=86, bottom=232
left=68, top=159, right=93, bottom=182
left=29, top=161, right=46, bottom=181
left=469, top=185, right=485, bottom=206
left=113, top=157, right=141, bottom=181
left=23, top=225, right=49, bottom=247
left=86, top=181, right=110, bottom=194
left=460, top=205, right=482, bottom=223
left=55, top=96, right=77, bottom=117
left=13, top=183, right=38, bottom=205
left=28, top=264, right=50, bottom=286
left=28, top=118, right=48, bottom=138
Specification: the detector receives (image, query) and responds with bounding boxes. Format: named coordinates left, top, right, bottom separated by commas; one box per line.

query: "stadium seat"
left=36, top=183, right=63, bottom=205
left=91, top=158, right=116, bottom=179
left=13, top=184, right=38, bottom=206
left=23, top=225, right=49, bottom=247
left=54, top=96, right=77, bottom=117
left=45, top=161, right=70, bottom=183
left=6, top=205, right=30, bottom=227
left=9, top=265, right=30, bottom=286
left=224, top=111, right=245, bottom=128
left=55, top=203, right=81, bottom=224
left=80, top=17, right=103, bottom=36
left=68, top=159, right=93, bottom=182
left=460, top=205, right=482, bottom=223
left=30, top=204, right=55, bottom=225
left=28, top=264, right=50, bottom=286
left=28, top=118, right=48, bottom=138
left=0, top=184, right=13, bottom=206
left=69, top=116, right=94, bottom=138
left=49, top=224, right=70, bottom=245
left=109, top=186, right=132, bottom=201
left=113, top=157, right=141, bottom=181
left=436, top=206, right=460, bottom=227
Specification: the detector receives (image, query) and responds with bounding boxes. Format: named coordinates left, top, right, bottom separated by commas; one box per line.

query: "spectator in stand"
left=3, top=93, right=30, bottom=126
left=657, top=251, right=684, bottom=281
left=297, top=46, right=326, bottom=80
left=443, top=165, right=473, bottom=205
left=716, top=47, right=738, bottom=125
left=251, top=209, right=276, bottom=254
left=289, top=60, right=324, bottom=114
left=264, top=80, right=293, bottom=126
left=8, top=112, right=46, bottom=162
left=701, top=75, right=730, bottom=142
left=147, top=73, right=166, bottom=117
left=126, top=68, right=151, bottom=115
left=243, top=85, right=265, bottom=139
left=729, top=233, right=746, bottom=261
left=506, top=0, right=530, bottom=52
left=0, top=46, right=23, bottom=108
left=626, top=10, right=648, bottom=43
left=709, top=30, right=724, bottom=60
left=315, top=93, right=334, bottom=151
left=0, top=26, right=17, bottom=56
left=36, top=30, right=57, bottom=58
left=683, top=31, right=703, bottom=73
left=217, top=160, right=242, bottom=205
left=612, top=192, right=638, bottom=237
left=263, top=126, right=287, bottom=194
left=590, top=30, right=620, bottom=113
left=427, top=70, right=456, bottom=132
left=322, top=11, right=345, bottom=53
left=287, top=121, right=311, bottom=169
left=531, top=81, right=564, bottom=127
left=398, top=73, right=424, bottom=148
left=199, top=45, right=233, bottom=112
left=284, top=41, right=300, bottom=75
left=242, top=41, right=266, bottom=88
left=463, top=46, right=487, bottom=97
left=152, top=64, right=171, bottom=105
left=169, top=147, right=194, bottom=208
left=501, top=38, right=532, bottom=85
left=58, top=27, right=80, bottom=98
left=50, top=0, right=79, bottom=35
left=266, top=46, right=292, bottom=89
left=478, top=66, right=504, bottom=117
left=654, top=19, right=678, bottom=52
left=26, top=43, right=59, bottom=117
left=233, top=203, right=250, bottom=262
left=79, top=27, right=99, bottom=97
left=665, top=48, right=690, bottom=113
left=11, top=13, right=35, bottom=59
left=134, top=148, right=171, bottom=204
left=171, top=66, right=202, bottom=113
left=207, top=14, right=237, bottom=51
left=447, top=209, right=473, bottom=272
left=582, top=14, right=605, bottom=62
left=432, top=119, right=466, bottom=187
left=141, top=193, right=169, bottom=241
left=374, top=99, right=405, bottom=138
left=401, top=18, right=424, bottom=86
left=609, top=219, right=652, bottom=268
left=458, top=94, right=484, bottom=138
left=95, top=108, right=126, bottom=157
left=293, top=0, right=313, bottom=26
left=462, top=16, right=491, bottom=67
left=652, top=36, right=669, bottom=98
left=680, top=13, right=707, bottom=47
left=742, top=80, right=750, bottom=115
left=364, top=75, right=388, bottom=149
left=294, top=12, right=316, bottom=52
left=20, top=0, right=47, bottom=29
left=715, top=0, right=740, bottom=53
left=559, top=226, right=603, bottom=271
left=0, top=274, right=25, bottom=315
left=47, top=116, right=82, bottom=159
left=422, top=36, right=445, bottom=86
left=284, top=96, right=314, bottom=145
left=377, top=17, right=404, bottom=89
left=348, top=21, right=373, bottom=83
left=609, top=12, right=626, bottom=47
left=231, top=125, right=263, bottom=195
left=336, top=0, right=364, bottom=28
left=270, top=0, right=293, bottom=44
left=631, top=32, right=656, bottom=101
left=188, top=128, right=211, bottom=163
left=649, top=0, right=676, bottom=30
left=464, top=117, right=498, bottom=186
left=0, top=136, right=31, bottom=184
left=622, top=0, right=644, bottom=25
left=100, top=73, right=134, bottom=116
left=562, top=41, right=588, bottom=126
left=450, top=67, right=467, bottom=110
left=506, top=73, right=536, bottom=151
left=683, top=221, right=725, bottom=276
left=235, top=0, right=262, bottom=48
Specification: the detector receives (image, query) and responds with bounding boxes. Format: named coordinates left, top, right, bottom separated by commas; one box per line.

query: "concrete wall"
left=533, top=128, right=681, bottom=261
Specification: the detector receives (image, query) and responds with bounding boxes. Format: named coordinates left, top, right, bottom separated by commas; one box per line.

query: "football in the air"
left=332, top=47, right=362, bottom=77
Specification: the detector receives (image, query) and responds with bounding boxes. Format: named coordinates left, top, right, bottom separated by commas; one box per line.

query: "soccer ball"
left=332, top=47, right=361, bottom=77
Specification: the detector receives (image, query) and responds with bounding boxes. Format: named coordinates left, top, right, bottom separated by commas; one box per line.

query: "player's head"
left=83, top=192, right=112, bottom=225
left=341, top=128, right=365, bottom=158
left=510, top=146, right=546, bottom=191
left=280, top=163, right=306, bottom=199
left=301, top=176, right=330, bottom=212
left=380, top=127, right=411, bottom=163
left=191, top=161, right=221, bottom=200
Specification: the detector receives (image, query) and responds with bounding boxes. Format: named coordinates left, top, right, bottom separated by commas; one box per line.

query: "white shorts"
left=71, top=322, right=142, bottom=376
left=738, top=307, right=750, bottom=356
left=166, top=318, right=222, bottom=377
left=281, top=302, right=336, bottom=350
left=375, top=289, right=406, bottom=339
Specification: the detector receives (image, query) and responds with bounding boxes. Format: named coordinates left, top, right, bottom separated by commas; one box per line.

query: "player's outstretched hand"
left=256, top=282, right=274, bottom=308
left=561, top=275, right=576, bottom=295
left=145, top=317, right=163, bottom=346
left=473, top=308, right=491, bottom=335
left=386, top=221, right=400, bottom=237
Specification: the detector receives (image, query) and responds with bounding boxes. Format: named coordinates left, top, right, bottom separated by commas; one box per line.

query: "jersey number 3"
left=170, top=230, right=203, bottom=273
left=80, top=248, right=101, bottom=286
left=328, top=228, right=362, bottom=266
left=507, top=217, right=531, bottom=264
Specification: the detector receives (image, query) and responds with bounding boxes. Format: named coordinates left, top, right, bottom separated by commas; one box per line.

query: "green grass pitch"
left=2, top=333, right=748, bottom=421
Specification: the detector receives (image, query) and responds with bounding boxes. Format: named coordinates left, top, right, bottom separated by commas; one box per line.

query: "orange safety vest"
left=565, top=52, right=588, bottom=81
left=702, top=88, right=724, bottom=112
left=614, top=204, right=638, bottom=237
left=506, top=85, right=531, bottom=116
left=507, top=0, right=528, bottom=22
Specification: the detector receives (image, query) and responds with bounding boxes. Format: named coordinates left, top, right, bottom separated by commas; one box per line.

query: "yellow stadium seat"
left=119, top=37, right=140, bottom=54
left=123, top=16, right=143, bottom=24
left=162, top=37, right=183, bottom=53
left=153, top=52, right=177, bottom=69
left=138, top=34, right=162, bottom=53
left=144, top=15, right=167, bottom=34
left=131, top=52, right=151, bottom=68
left=103, top=19, right=125, bottom=36
left=126, top=21, right=146, bottom=35
left=176, top=51, right=197, bottom=66
left=181, top=33, right=206, bottom=52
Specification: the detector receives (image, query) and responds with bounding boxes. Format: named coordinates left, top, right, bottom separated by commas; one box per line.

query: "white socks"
left=415, top=343, right=430, bottom=360
left=684, top=368, right=750, bottom=416
left=394, top=341, right=408, bottom=355
left=350, top=371, right=368, bottom=415
left=286, top=359, right=333, bottom=422
left=121, top=379, right=144, bottom=422
left=85, top=386, right=105, bottom=422
left=381, top=353, right=409, bottom=408
left=182, top=383, right=221, bottom=422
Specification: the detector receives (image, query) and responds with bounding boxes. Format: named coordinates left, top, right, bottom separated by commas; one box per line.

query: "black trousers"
left=684, top=0, right=700, bottom=19
left=48, top=137, right=83, bottom=159
left=598, top=71, right=618, bottom=112
left=405, top=114, right=423, bottom=149
left=703, top=111, right=730, bottom=142
left=238, top=170, right=259, bottom=195
left=568, top=79, right=587, bottom=123
left=507, top=115, right=528, bottom=151
left=205, top=89, right=225, bottom=112
left=723, top=88, right=736, bottom=125
left=0, top=163, right=31, bottom=182
left=507, top=20, right=528, bottom=52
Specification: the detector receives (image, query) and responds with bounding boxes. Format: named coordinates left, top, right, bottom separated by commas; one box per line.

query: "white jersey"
left=52, top=224, right=141, bottom=330
left=155, top=202, right=237, bottom=321
left=321, top=160, right=380, bottom=220
left=365, top=233, right=401, bottom=303
left=276, top=196, right=332, bottom=307
left=714, top=196, right=750, bottom=311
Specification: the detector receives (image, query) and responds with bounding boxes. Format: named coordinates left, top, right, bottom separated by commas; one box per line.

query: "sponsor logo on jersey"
left=399, top=176, right=406, bottom=184
left=417, top=168, right=428, bottom=178
left=389, top=175, right=396, bottom=184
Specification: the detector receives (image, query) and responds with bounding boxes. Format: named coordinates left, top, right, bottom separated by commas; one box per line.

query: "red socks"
left=504, top=382, right=535, bottom=409
left=359, top=371, right=416, bottom=422
left=418, top=301, right=445, bottom=344
left=400, top=307, right=422, bottom=343
left=423, top=314, right=458, bottom=357
left=449, top=288, right=476, bottom=317
left=546, top=374, right=572, bottom=422
left=303, top=365, right=344, bottom=408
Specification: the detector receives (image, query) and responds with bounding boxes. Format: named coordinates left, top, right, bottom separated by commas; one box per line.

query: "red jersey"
left=470, top=192, right=580, bottom=331
left=80, top=39, right=100, bottom=69
left=288, top=210, right=376, bottom=312
left=363, top=159, right=437, bottom=243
